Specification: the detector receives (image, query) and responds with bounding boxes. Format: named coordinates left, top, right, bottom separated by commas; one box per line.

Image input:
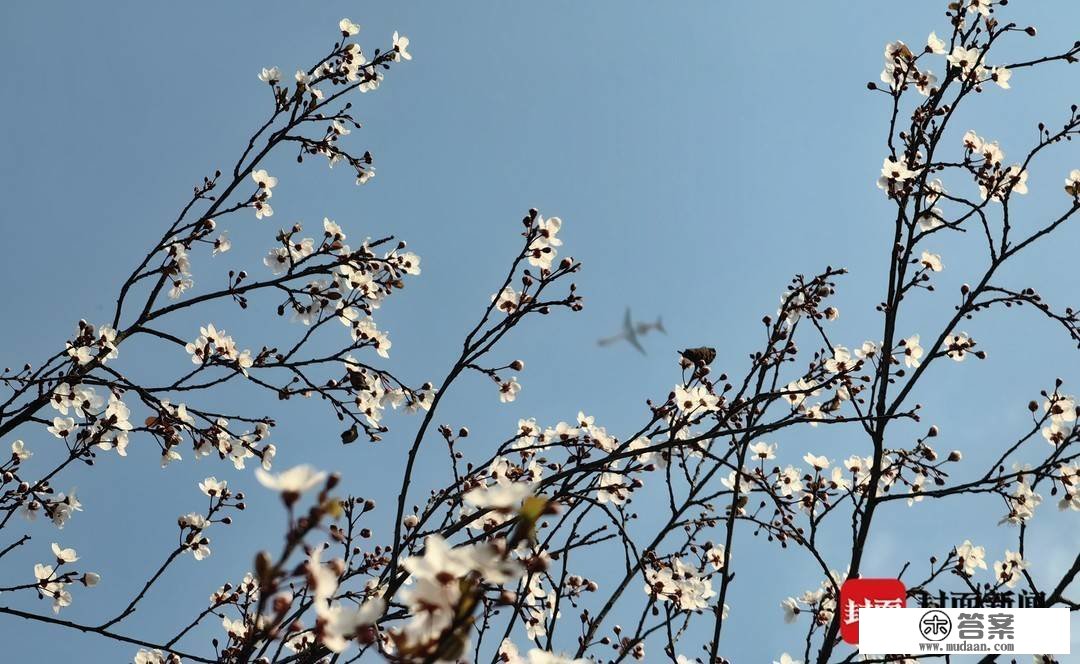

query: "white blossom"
left=258, top=67, right=281, bottom=84
left=463, top=481, right=535, bottom=511
left=255, top=464, right=328, bottom=495
left=920, top=251, right=943, bottom=272
left=927, top=32, right=947, bottom=55
left=11, top=439, right=31, bottom=461
left=947, top=46, right=982, bottom=74
left=392, top=31, right=411, bottom=61
left=161, top=449, right=182, bottom=468
left=644, top=557, right=716, bottom=611
left=48, top=417, right=76, bottom=439
left=855, top=341, right=880, bottom=360
left=776, top=466, right=804, bottom=497
left=1065, top=169, right=1080, bottom=197
left=51, top=543, right=78, bottom=563
left=992, top=66, right=1011, bottom=89
left=944, top=332, right=975, bottom=362
left=199, top=477, right=228, bottom=497
left=498, top=377, right=522, bottom=403
left=955, top=539, right=988, bottom=576
left=252, top=169, right=277, bottom=195
left=212, top=232, right=231, bottom=255
left=918, top=207, right=945, bottom=232
left=993, top=550, right=1027, bottom=588
left=824, top=346, right=854, bottom=373
left=339, top=18, right=360, bottom=36
left=902, top=334, right=924, bottom=368
left=674, top=384, right=720, bottom=413
left=878, top=157, right=918, bottom=192
left=749, top=441, right=776, bottom=461
left=495, top=286, right=521, bottom=314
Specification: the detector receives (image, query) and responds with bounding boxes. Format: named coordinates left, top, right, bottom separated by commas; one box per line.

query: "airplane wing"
left=622, top=308, right=646, bottom=354
left=625, top=328, right=647, bottom=355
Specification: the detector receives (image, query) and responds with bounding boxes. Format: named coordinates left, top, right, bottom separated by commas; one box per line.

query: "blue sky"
left=2, top=1, right=1079, bottom=661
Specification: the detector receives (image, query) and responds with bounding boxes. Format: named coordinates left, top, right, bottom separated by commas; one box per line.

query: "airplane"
left=596, top=308, right=666, bottom=355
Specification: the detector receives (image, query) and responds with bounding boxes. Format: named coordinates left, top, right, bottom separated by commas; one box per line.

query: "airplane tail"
left=655, top=316, right=666, bottom=334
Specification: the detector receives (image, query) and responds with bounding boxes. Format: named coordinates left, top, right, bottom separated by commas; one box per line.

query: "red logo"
left=839, top=578, right=906, bottom=644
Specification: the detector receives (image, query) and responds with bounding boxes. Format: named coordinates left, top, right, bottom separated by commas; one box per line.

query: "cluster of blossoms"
left=663, top=377, right=723, bottom=451
left=781, top=569, right=846, bottom=627
left=30, top=543, right=99, bottom=614
left=736, top=424, right=966, bottom=539
left=143, top=398, right=276, bottom=471
left=879, top=37, right=942, bottom=98
left=478, top=213, right=580, bottom=405
left=874, top=18, right=1025, bottom=201
left=1041, top=393, right=1076, bottom=447
left=6, top=4, right=1080, bottom=664
left=184, top=324, right=255, bottom=376
left=13, top=381, right=137, bottom=526
left=462, top=459, right=541, bottom=531
left=517, top=412, right=651, bottom=507
left=1057, top=463, right=1080, bottom=511
left=48, top=383, right=133, bottom=450
left=198, top=465, right=369, bottom=658
left=993, top=549, right=1029, bottom=588
left=11, top=473, right=82, bottom=529
left=166, top=242, right=195, bottom=298
left=133, top=650, right=181, bottom=664
left=497, top=640, right=586, bottom=664
left=390, top=534, right=522, bottom=656
left=515, top=412, right=619, bottom=455
left=1000, top=469, right=1043, bottom=525
left=524, top=215, right=563, bottom=271
left=193, top=419, right=274, bottom=470
left=517, top=567, right=561, bottom=643
left=64, top=320, right=119, bottom=366
left=175, top=476, right=246, bottom=562
left=407, top=503, right=565, bottom=648
left=673, top=384, right=720, bottom=416
left=961, top=130, right=1030, bottom=201
left=262, top=220, right=321, bottom=274
left=169, top=465, right=582, bottom=661
left=302, top=544, right=384, bottom=654
left=342, top=356, right=433, bottom=432
left=250, top=168, right=277, bottom=219
left=339, top=308, right=393, bottom=358
left=951, top=540, right=1031, bottom=592
left=257, top=217, right=422, bottom=350
left=643, top=555, right=722, bottom=613
left=255, top=24, right=410, bottom=185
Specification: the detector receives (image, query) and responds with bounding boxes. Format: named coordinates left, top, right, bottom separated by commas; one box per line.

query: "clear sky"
left=2, top=1, right=1079, bottom=662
